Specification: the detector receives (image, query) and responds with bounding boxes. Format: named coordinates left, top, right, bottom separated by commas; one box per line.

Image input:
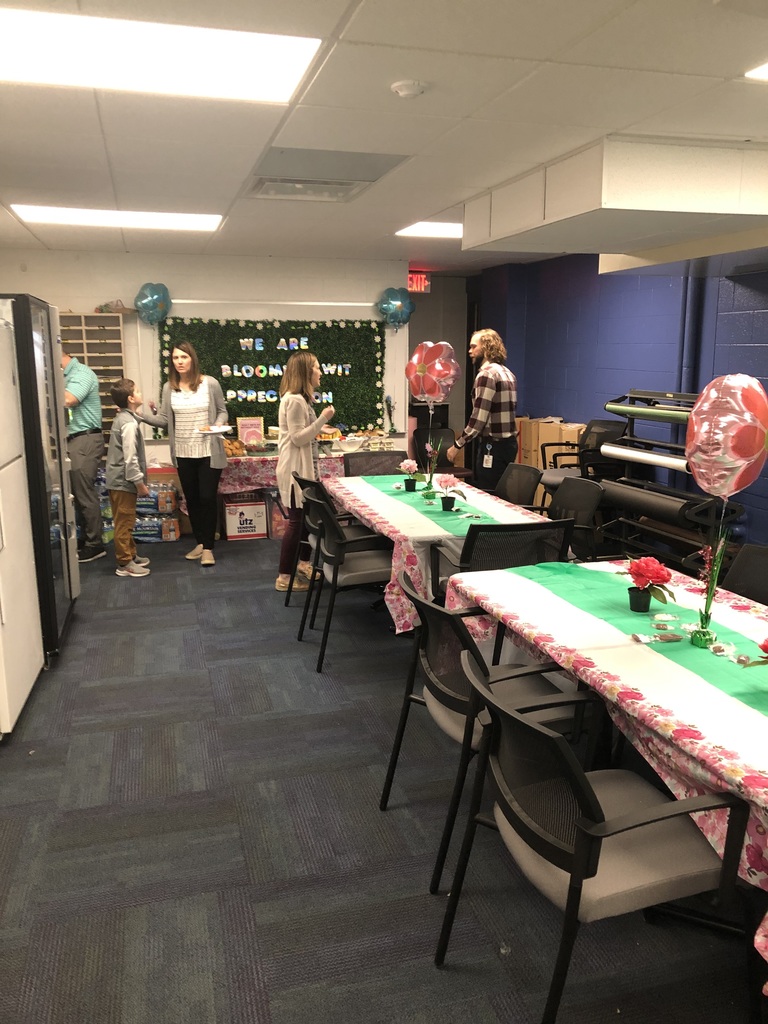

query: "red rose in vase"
left=622, top=556, right=676, bottom=605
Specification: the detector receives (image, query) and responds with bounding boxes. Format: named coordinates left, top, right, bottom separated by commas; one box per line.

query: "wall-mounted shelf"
left=59, top=313, right=124, bottom=439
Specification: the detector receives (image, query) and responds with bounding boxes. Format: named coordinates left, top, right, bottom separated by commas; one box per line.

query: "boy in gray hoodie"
left=106, top=379, right=151, bottom=578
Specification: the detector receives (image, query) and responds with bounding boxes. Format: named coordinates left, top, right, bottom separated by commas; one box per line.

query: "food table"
left=324, top=474, right=545, bottom=633
left=445, top=558, right=768, bottom=988
left=220, top=452, right=344, bottom=495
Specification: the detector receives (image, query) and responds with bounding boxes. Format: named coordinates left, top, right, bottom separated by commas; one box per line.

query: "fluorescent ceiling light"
left=396, top=221, right=463, bottom=238
left=745, top=61, right=768, bottom=80
left=11, top=205, right=222, bottom=231
left=0, top=9, right=320, bottom=102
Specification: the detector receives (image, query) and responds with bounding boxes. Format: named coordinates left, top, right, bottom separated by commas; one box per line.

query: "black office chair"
left=342, top=450, right=408, bottom=476
left=283, top=472, right=367, bottom=606
left=494, top=462, right=542, bottom=505
left=530, top=476, right=604, bottom=562
left=435, top=650, right=750, bottom=1024
left=540, top=418, right=626, bottom=497
left=430, top=519, right=575, bottom=606
left=380, top=571, right=567, bottom=895
left=412, top=427, right=473, bottom=482
left=720, top=543, right=768, bottom=604
left=297, top=493, right=393, bottom=672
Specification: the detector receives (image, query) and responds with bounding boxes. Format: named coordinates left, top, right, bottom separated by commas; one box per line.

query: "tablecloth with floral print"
left=446, top=559, right=768, bottom=990
left=325, top=474, right=544, bottom=633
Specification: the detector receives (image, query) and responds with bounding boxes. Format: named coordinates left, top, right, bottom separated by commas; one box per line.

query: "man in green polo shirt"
left=61, top=353, right=106, bottom=562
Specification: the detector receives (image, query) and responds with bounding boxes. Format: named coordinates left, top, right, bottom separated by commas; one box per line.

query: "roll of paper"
left=600, top=442, right=690, bottom=474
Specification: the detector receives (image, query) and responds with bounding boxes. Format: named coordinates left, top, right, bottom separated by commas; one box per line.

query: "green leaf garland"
left=160, top=317, right=385, bottom=433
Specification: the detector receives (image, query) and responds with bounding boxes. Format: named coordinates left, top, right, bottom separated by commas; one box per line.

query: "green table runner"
left=505, top=562, right=768, bottom=716
left=361, top=475, right=501, bottom=538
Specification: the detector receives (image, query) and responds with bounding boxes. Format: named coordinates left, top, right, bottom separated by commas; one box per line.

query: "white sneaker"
left=133, top=555, right=151, bottom=567
left=185, top=544, right=204, bottom=560
left=116, top=560, right=151, bottom=577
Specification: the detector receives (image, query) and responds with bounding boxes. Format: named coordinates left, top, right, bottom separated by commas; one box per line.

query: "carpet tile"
left=0, top=538, right=755, bottom=1023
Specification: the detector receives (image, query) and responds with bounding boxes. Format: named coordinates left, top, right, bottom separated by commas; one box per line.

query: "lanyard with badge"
left=482, top=441, right=493, bottom=469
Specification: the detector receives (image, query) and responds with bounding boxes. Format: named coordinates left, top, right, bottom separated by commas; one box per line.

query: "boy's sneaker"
left=79, top=545, right=106, bottom=563
left=133, top=555, right=151, bottom=567
left=115, top=560, right=151, bottom=578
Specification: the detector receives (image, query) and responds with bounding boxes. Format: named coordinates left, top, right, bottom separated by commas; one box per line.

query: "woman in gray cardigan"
left=138, top=341, right=228, bottom=566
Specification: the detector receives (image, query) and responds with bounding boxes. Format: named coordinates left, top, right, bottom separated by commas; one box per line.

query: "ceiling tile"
left=476, top=64, right=721, bottom=129
left=301, top=42, right=538, bottom=118
left=344, top=0, right=636, bottom=60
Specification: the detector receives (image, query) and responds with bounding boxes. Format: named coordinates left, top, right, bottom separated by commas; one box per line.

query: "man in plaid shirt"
left=447, top=328, right=517, bottom=490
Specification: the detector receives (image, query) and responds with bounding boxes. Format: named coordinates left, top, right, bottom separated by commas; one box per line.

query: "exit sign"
left=407, top=272, right=431, bottom=293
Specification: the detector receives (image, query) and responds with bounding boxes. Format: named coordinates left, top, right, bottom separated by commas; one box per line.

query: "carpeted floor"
left=0, top=537, right=752, bottom=1023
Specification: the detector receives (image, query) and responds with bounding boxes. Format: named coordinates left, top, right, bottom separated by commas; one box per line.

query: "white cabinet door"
left=0, top=319, right=24, bottom=468
left=0, top=457, right=45, bottom=733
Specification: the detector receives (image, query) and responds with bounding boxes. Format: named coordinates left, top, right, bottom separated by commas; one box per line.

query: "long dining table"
left=324, top=474, right=546, bottom=633
left=445, top=558, right=768, bottom=990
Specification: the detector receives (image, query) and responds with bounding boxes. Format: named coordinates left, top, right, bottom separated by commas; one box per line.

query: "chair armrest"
left=511, top=691, right=600, bottom=715
left=430, top=541, right=467, bottom=600
left=582, top=790, right=747, bottom=840
left=541, top=440, right=577, bottom=469
left=344, top=532, right=393, bottom=553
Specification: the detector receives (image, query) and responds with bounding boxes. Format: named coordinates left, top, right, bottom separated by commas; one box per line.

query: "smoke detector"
left=391, top=79, right=428, bottom=99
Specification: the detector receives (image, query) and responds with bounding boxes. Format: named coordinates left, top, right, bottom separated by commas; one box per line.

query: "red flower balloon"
left=685, top=374, right=768, bottom=498
left=405, top=341, right=461, bottom=405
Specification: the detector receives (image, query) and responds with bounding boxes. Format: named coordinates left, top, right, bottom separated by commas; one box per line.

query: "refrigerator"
left=0, top=295, right=79, bottom=730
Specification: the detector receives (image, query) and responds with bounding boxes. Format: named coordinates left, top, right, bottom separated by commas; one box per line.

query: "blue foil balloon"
left=134, top=282, right=172, bottom=325
left=377, top=287, right=414, bottom=330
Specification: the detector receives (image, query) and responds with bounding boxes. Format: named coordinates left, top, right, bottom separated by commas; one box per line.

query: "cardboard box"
left=224, top=498, right=267, bottom=540
left=514, top=415, right=529, bottom=463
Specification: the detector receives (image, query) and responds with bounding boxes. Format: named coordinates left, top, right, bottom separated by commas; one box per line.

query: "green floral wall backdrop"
left=161, top=317, right=384, bottom=432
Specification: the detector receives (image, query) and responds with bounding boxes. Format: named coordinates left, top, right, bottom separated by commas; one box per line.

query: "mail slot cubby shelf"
left=60, top=313, right=125, bottom=441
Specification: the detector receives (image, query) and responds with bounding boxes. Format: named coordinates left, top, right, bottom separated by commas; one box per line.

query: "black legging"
left=176, top=457, right=223, bottom=549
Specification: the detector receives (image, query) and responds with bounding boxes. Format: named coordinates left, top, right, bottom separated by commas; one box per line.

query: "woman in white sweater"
left=275, top=352, right=335, bottom=592
left=137, top=341, right=228, bottom=566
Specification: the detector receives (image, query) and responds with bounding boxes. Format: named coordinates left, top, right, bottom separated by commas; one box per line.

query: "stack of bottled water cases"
left=97, top=469, right=181, bottom=543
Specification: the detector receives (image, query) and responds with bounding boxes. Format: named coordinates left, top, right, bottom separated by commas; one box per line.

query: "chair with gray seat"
left=720, top=543, right=768, bottom=605
left=494, top=462, right=542, bottom=506
left=283, top=472, right=367, bottom=606
left=529, top=476, right=604, bottom=562
left=380, top=570, right=570, bottom=896
left=435, top=649, right=750, bottom=1024
left=412, top=427, right=473, bottom=482
left=430, top=518, right=575, bottom=607
left=342, top=449, right=408, bottom=476
left=297, top=493, right=393, bottom=671
left=540, top=418, right=626, bottom=498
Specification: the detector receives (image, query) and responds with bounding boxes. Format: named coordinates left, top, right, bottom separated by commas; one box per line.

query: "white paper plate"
left=197, top=425, right=232, bottom=434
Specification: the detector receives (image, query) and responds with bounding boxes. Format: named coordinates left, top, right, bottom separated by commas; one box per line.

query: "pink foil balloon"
left=405, top=341, right=461, bottom=405
left=685, top=373, right=768, bottom=497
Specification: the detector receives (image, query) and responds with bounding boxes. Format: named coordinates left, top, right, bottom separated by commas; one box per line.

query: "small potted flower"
left=399, top=458, right=419, bottom=491
left=620, top=556, right=675, bottom=612
left=434, top=473, right=465, bottom=512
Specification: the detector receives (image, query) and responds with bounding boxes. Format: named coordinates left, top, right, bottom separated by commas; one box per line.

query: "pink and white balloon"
left=685, top=373, right=768, bottom=498
left=405, top=341, right=461, bottom=407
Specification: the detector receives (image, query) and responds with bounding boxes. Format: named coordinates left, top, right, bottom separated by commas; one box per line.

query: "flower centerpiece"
left=434, top=473, right=465, bottom=511
left=620, top=556, right=675, bottom=613
left=691, top=531, right=728, bottom=647
left=399, top=458, right=419, bottom=491
left=421, top=438, right=442, bottom=499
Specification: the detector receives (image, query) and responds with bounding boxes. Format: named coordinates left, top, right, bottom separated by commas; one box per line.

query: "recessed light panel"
left=11, top=206, right=222, bottom=231
left=396, top=222, right=464, bottom=239
left=0, top=9, right=320, bottom=102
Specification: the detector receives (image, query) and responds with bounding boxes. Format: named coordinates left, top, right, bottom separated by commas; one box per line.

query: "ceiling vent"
left=248, top=147, right=407, bottom=203
left=249, top=176, right=371, bottom=203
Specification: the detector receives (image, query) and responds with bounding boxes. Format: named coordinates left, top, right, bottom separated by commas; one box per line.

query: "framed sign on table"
left=237, top=416, right=264, bottom=444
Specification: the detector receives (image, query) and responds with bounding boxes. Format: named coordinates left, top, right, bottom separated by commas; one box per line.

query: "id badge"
left=483, top=443, right=493, bottom=469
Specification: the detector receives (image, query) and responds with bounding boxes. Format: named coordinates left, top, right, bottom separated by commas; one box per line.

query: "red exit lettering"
left=407, top=272, right=431, bottom=293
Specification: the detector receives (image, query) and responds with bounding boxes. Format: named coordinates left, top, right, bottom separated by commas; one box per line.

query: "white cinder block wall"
left=0, top=250, right=411, bottom=432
